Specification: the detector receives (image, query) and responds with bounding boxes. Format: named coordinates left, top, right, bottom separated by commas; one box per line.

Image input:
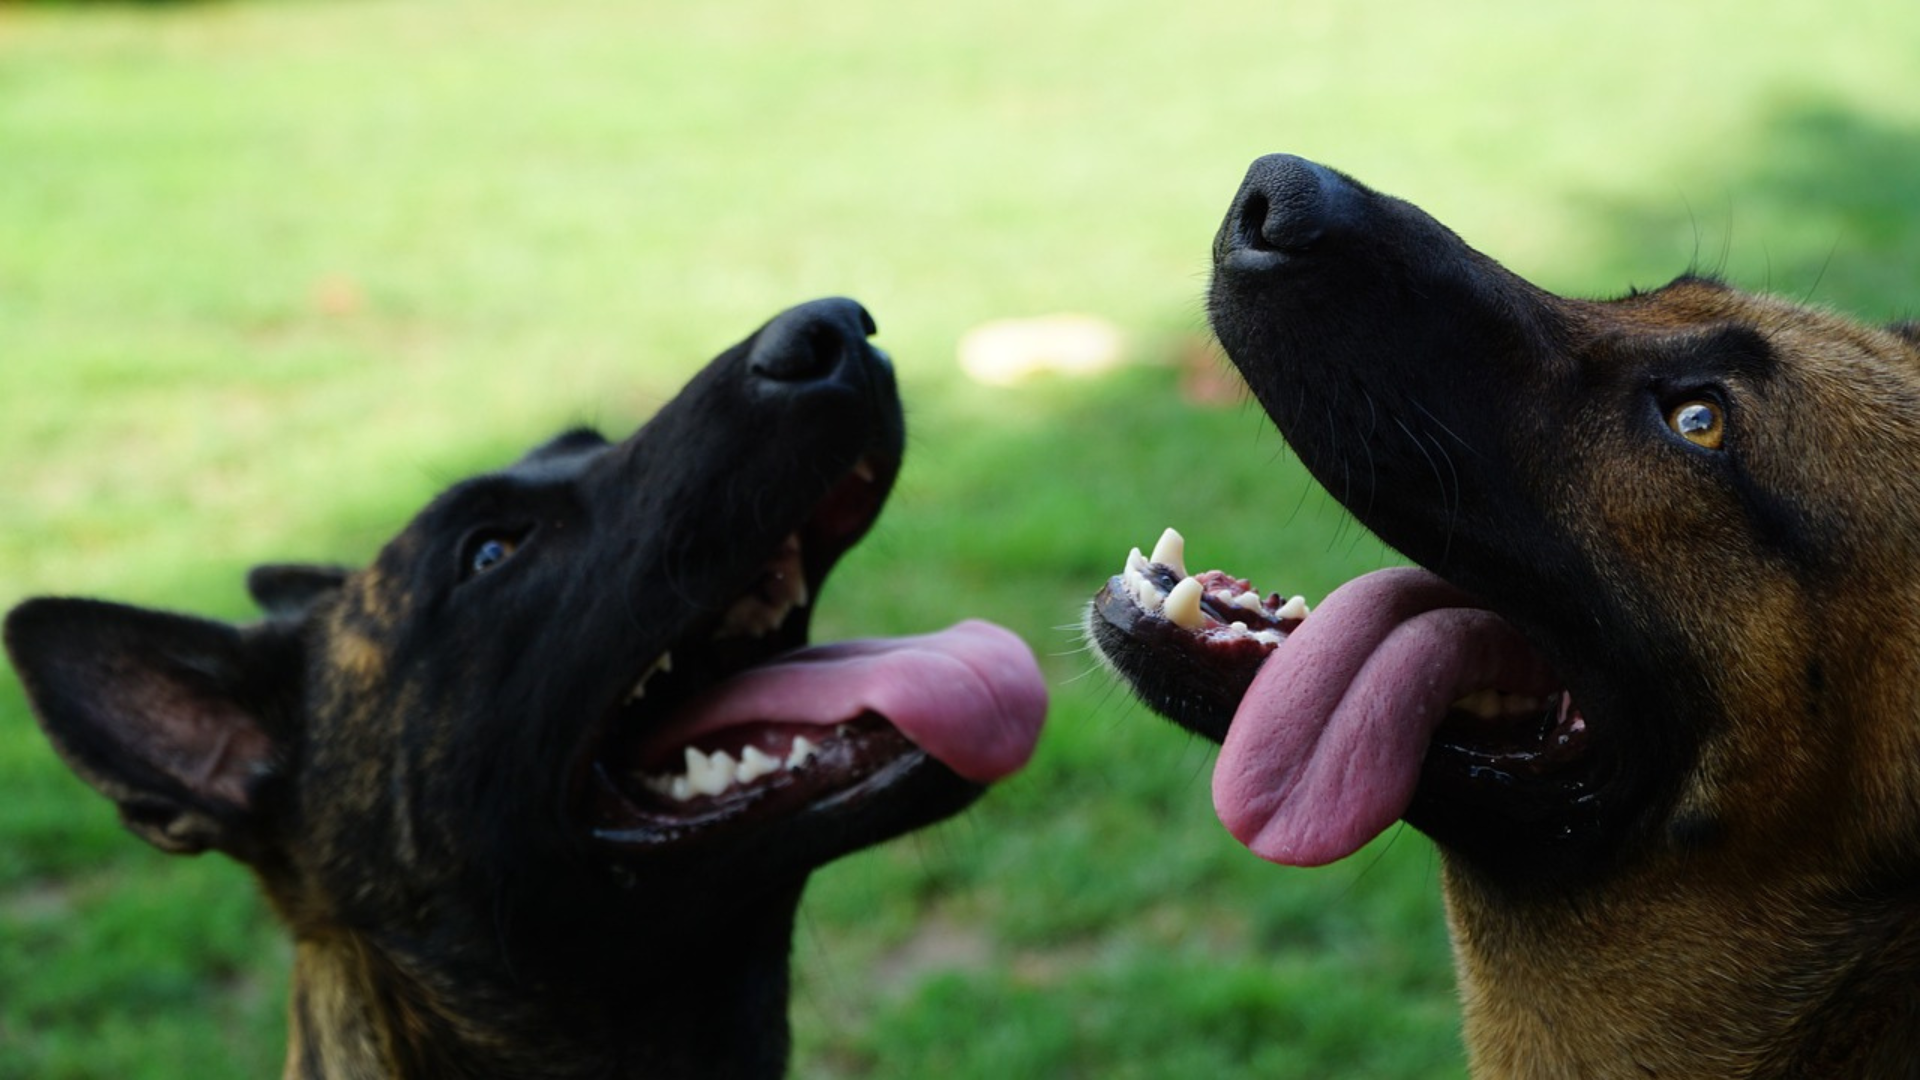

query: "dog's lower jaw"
left=283, top=884, right=807, bottom=1080
left=1444, top=861, right=1920, bottom=1078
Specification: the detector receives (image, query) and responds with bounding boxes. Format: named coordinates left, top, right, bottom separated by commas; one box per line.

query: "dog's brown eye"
left=1666, top=400, right=1725, bottom=450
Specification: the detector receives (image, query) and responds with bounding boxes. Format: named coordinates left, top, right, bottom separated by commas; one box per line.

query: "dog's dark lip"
left=569, top=453, right=930, bottom=852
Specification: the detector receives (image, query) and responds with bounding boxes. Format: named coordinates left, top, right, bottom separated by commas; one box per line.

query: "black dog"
left=7, top=298, right=1047, bottom=1079
left=1092, top=156, right=1920, bottom=1074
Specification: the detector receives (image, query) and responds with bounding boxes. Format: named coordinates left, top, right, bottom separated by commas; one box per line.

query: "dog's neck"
left=281, top=885, right=805, bottom=1080
left=1444, top=864, right=1920, bottom=1077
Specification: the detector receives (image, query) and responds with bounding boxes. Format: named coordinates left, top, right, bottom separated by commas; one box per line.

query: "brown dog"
left=1090, top=156, right=1920, bottom=1075
left=7, top=299, right=1047, bottom=1079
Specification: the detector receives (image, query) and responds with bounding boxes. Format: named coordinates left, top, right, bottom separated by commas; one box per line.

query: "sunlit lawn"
left=4, top=1, right=1918, bottom=1076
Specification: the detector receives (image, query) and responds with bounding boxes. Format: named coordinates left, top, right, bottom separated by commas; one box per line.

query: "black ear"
left=247, top=563, right=349, bottom=618
left=3, top=598, right=296, bottom=860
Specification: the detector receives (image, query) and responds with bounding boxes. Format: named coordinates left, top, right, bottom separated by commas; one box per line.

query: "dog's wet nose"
left=746, top=297, right=880, bottom=384
left=1215, top=154, right=1362, bottom=269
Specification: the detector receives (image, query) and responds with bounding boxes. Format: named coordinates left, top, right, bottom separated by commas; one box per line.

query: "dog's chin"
left=1089, top=528, right=1612, bottom=873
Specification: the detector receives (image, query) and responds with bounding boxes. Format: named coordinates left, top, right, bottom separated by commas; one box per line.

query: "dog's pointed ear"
left=247, top=563, right=349, bottom=618
left=4, top=597, right=296, bottom=860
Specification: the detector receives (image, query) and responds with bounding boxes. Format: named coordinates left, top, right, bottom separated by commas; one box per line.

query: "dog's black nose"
left=746, top=297, right=880, bottom=383
left=1214, top=154, right=1362, bottom=269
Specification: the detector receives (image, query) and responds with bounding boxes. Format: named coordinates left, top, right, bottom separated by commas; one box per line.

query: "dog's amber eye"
left=467, top=535, right=520, bottom=576
left=1666, top=400, right=1725, bottom=450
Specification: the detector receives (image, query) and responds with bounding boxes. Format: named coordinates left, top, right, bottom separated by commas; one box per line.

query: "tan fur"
left=1452, top=284, right=1920, bottom=1075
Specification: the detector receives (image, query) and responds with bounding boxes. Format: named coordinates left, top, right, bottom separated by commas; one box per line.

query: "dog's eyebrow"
left=520, top=427, right=610, bottom=461
left=1664, top=326, right=1778, bottom=385
left=488, top=429, right=612, bottom=484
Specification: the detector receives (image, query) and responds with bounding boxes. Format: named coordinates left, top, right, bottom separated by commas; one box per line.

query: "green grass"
left=4, top=1, right=1919, bottom=1076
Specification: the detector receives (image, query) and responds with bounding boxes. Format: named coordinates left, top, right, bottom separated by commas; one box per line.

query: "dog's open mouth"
left=584, top=457, right=1046, bottom=852
left=1089, top=527, right=1592, bottom=866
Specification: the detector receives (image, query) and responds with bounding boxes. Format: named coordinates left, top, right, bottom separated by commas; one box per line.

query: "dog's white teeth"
left=681, top=747, right=716, bottom=794
left=1452, top=689, right=1500, bottom=720
left=1276, top=595, right=1310, bottom=621
left=1124, top=568, right=1164, bottom=613
left=1450, top=689, right=1546, bottom=721
left=718, top=534, right=809, bottom=639
left=640, top=732, right=834, bottom=803
left=627, top=652, right=675, bottom=702
left=1125, top=546, right=1149, bottom=575
left=1150, top=527, right=1188, bottom=578
left=1165, top=576, right=1206, bottom=630
left=1231, top=590, right=1266, bottom=613
left=690, top=749, right=739, bottom=797
left=786, top=735, right=818, bottom=769
left=736, top=745, right=782, bottom=784
left=1251, top=629, right=1285, bottom=646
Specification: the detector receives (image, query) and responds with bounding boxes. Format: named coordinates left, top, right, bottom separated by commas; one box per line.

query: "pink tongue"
left=653, top=620, right=1046, bottom=783
left=1213, top=567, right=1553, bottom=866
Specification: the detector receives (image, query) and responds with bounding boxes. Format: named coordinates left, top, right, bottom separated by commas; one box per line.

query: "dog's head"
left=7, top=297, right=1046, bottom=957
left=1091, top=155, right=1920, bottom=895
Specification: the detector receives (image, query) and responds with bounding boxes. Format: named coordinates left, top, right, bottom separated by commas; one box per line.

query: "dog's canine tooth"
left=1275, top=595, right=1310, bottom=621
left=1126, top=546, right=1149, bottom=575
left=627, top=652, right=675, bottom=703
left=1150, top=528, right=1187, bottom=577
left=1165, top=577, right=1205, bottom=630
left=785, top=736, right=817, bottom=769
left=715, top=535, right=811, bottom=639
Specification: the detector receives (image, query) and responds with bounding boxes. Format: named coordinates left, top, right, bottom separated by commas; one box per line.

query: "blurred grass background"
left=4, top=1, right=1919, bottom=1076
